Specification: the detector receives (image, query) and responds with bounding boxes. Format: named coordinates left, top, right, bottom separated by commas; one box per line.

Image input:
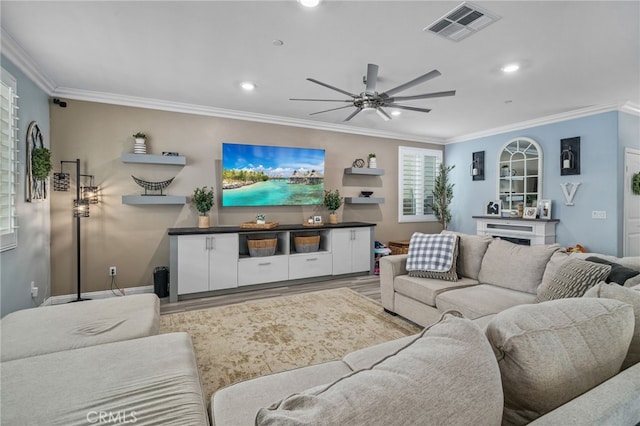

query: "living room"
left=1, top=1, right=640, bottom=424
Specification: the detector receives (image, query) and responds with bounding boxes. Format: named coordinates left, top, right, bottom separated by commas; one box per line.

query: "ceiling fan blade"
left=381, top=69, right=442, bottom=98
left=385, top=104, right=432, bottom=113
left=344, top=108, right=363, bottom=121
left=307, top=78, right=357, bottom=98
left=365, top=63, right=379, bottom=94
left=290, top=98, right=353, bottom=102
left=387, top=90, right=456, bottom=102
left=376, top=107, right=391, bottom=121
left=309, top=105, right=354, bottom=116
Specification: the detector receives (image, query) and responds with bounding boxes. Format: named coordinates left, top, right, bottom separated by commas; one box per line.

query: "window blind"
left=398, top=146, right=442, bottom=223
left=1, top=68, right=19, bottom=252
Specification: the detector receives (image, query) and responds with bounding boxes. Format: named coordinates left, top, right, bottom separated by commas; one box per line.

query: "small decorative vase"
left=368, top=157, right=377, bottom=168
left=256, top=219, right=266, bottom=225
left=198, top=215, right=210, bottom=228
left=329, top=213, right=338, bottom=224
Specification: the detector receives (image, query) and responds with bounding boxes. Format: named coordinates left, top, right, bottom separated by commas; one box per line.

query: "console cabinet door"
left=332, top=228, right=371, bottom=275
left=177, top=234, right=238, bottom=295
left=208, top=233, right=239, bottom=291
left=177, top=235, right=210, bottom=295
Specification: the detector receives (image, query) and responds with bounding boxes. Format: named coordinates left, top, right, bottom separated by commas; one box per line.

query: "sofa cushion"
left=441, top=230, right=493, bottom=280
left=585, top=256, right=640, bottom=285
left=584, top=282, right=640, bottom=369
left=435, top=284, right=536, bottom=319
left=535, top=258, right=611, bottom=302
left=478, top=239, right=561, bottom=294
left=406, top=233, right=459, bottom=281
left=486, top=298, right=634, bottom=425
left=256, top=313, right=503, bottom=425
left=394, top=275, right=479, bottom=307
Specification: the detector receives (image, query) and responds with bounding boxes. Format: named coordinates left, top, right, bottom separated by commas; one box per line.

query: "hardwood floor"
left=160, top=274, right=381, bottom=315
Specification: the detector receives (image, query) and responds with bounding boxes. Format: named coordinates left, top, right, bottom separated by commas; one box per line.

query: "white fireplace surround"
left=473, top=216, right=559, bottom=245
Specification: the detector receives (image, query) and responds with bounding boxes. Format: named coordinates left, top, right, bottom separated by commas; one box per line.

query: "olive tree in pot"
left=429, top=163, right=455, bottom=230
left=193, top=186, right=214, bottom=228
left=323, top=189, right=343, bottom=224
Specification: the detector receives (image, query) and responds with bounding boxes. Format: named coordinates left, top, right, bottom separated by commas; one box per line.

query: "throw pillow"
left=585, top=256, right=640, bottom=285
left=584, top=282, right=640, bottom=369
left=535, top=258, right=611, bottom=302
left=486, top=298, right=634, bottom=425
left=256, top=313, right=503, bottom=426
left=441, top=230, right=492, bottom=280
left=406, top=233, right=459, bottom=281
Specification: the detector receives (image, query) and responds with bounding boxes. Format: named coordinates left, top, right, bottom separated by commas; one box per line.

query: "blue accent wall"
left=0, top=55, right=51, bottom=317
left=445, top=111, right=634, bottom=256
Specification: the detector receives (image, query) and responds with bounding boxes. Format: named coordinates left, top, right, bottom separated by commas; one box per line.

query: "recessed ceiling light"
left=241, top=82, right=256, bottom=91
left=391, top=110, right=402, bottom=116
left=298, top=0, right=321, bottom=8
left=272, top=39, right=284, bottom=46
left=501, top=63, right=520, bottom=73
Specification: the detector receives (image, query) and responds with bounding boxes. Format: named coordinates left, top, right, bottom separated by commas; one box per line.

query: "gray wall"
left=0, top=55, right=51, bottom=317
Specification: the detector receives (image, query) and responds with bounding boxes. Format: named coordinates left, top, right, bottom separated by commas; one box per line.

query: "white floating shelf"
left=121, top=153, right=186, bottom=166
left=122, top=195, right=187, bottom=205
left=345, top=197, right=384, bottom=204
left=344, top=167, right=384, bottom=176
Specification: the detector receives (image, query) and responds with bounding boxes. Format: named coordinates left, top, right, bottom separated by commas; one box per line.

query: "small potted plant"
left=256, top=213, right=266, bottom=225
left=132, top=132, right=147, bottom=154
left=132, top=132, right=146, bottom=142
left=193, top=186, right=215, bottom=228
left=368, top=153, right=377, bottom=168
left=323, top=189, right=343, bottom=224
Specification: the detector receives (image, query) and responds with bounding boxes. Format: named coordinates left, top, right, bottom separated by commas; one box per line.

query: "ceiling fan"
left=290, top=63, right=456, bottom=121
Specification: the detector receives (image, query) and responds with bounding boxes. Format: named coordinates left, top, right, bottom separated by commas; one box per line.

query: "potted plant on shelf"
left=429, top=163, right=455, bottom=230
left=368, top=153, right=377, bottom=168
left=132, top=132, right=147, bottom=154
left=193, top=186, right=215, bottom=228
left=323, top=189, right=343, bottom=224
left=256, top=213, right=266, bottom=225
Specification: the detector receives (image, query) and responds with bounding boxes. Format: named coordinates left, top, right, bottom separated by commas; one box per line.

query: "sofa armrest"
left=530, top=361, right=640, bottom=425
left=380, top=255, right=408, bottom=311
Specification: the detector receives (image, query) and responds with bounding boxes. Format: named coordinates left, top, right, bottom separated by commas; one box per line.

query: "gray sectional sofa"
left=380, top=231, right=640, bottom=327
left=210, top=233, right=640, bottom=425
left=0, top=294, right=210, bottom=425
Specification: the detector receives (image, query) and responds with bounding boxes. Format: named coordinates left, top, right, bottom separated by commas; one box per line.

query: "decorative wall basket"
left=26, top=121, right=51, bottom=201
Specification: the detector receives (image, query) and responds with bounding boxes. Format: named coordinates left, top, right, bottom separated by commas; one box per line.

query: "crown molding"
left=447, top=101, right=640, bottom=144
left=51, top=86, right=446, bottom=145
left=1, top=28, right=56, bottom=94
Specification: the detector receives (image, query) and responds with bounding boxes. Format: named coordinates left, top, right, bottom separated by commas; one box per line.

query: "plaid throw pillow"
left=406, top=233, right=459, bottom=281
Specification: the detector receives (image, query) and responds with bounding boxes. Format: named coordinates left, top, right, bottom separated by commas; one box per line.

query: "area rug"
left=160, top=287, right=420, bottom=400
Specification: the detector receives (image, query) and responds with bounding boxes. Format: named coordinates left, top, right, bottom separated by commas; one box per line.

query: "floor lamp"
left=53, top=159, right=99, bottom=302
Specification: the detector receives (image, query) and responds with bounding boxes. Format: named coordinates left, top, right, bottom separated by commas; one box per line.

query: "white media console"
left=168, top=222, right=375, bottom=302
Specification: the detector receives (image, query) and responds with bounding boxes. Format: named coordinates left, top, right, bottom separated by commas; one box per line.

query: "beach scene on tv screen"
left=222, top=143, right=325, bottom=207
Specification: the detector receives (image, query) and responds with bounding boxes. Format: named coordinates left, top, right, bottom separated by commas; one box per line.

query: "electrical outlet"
left=30, top=281, right=38, bottom=298
left=109, top=266, right=117, bottom=276
left=591, top=210, right=607, bottom=219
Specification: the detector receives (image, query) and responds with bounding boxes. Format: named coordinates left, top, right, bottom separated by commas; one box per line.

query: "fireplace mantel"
left=472, top=216, right=559, bottom=245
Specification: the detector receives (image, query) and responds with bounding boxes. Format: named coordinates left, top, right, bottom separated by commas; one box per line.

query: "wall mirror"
left=497, top=137, right=543, bottom=213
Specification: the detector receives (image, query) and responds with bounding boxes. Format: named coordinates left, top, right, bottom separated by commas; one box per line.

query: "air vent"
left=425, top=1, right=500, bottom=42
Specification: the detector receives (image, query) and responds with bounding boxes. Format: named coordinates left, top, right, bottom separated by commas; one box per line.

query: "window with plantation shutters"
left=1, top=68, right=18, bottom=252
left=398, top=146, right=442, bottom=223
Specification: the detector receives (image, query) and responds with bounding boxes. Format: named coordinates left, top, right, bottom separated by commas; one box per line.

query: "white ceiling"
left=1, top=1, right=639, bottom=143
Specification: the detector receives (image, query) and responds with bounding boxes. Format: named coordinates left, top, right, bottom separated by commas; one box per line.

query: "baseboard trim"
left=43, top=285, right=154, bottom=305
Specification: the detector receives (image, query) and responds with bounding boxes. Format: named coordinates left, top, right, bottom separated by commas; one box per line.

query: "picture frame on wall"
left=485, top=200, right=501, bottom=216
left=537, top=199, right=552, bottom=220
left=523, top=207, right=538, bottom=219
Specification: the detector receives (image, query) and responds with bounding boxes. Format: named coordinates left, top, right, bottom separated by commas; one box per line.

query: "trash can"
left=153, top=266, right=169, bottom=298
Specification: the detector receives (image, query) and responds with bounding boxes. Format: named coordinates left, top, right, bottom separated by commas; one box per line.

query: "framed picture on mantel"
left=485, top=200, right=501, bottom=216
left=523, top=207, right=538, bottom=219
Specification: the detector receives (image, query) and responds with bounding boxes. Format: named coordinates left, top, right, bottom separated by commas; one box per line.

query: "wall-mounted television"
left=222, top=143, right=325, bottom=207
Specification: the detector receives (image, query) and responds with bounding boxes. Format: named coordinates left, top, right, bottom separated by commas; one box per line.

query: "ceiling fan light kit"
left=291, top=63, right=456, bottom=122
